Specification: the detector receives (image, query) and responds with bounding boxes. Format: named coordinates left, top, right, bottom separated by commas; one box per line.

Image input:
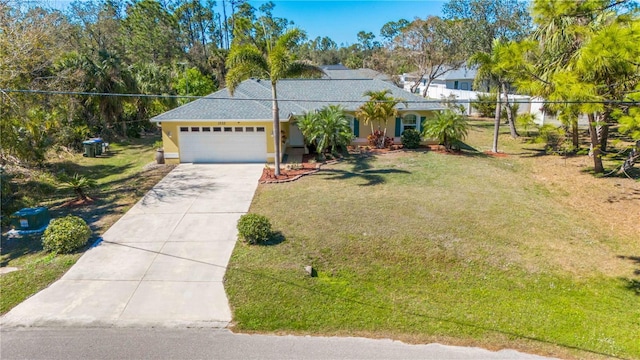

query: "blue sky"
left=253, top=1, right=445, bottom=46
left=44, top=0, right=445, bottom=46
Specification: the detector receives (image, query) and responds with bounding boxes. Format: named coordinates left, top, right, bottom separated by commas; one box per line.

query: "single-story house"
left=150, top=78, right=445, bottom=164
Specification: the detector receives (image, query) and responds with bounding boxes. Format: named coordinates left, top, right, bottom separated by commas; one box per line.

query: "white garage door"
left=178, top=125, right=267, bottom=163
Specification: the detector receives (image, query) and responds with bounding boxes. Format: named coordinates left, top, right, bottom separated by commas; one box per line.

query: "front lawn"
left=1, top=137, right=174, bottom=314
left=225, top=122, right=640, bottom=359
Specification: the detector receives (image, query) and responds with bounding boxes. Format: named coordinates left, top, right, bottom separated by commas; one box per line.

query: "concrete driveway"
left=1, top=164, right=263, bottom=328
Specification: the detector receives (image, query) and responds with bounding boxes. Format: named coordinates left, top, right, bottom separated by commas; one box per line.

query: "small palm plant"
left=298, top=105, right=353, bottom=159
left=357, top=90, right=407, bottom=149
left=516, top=113, right=538, bottom=137
left=422, top=110, right=470, bottom=151
left=60, top=173, right=96, bottom=202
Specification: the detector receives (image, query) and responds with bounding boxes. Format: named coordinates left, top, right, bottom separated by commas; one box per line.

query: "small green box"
left=11, top=207, right=50, bottom=231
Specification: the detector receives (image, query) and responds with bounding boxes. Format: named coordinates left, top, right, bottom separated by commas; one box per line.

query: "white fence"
left=404, top=83, right=591, bottom=126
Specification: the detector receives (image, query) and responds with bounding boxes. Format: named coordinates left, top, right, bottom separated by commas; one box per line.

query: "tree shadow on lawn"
left=259, top=231, right=285, bottom=246
left=454, top=142, right=489, bottom=158
left=320, top=154, right=411, bottom=186
left=618, top=255, right=640, bottom=295
left=49, top=161, right=135, bottom=182
left=0, top=233, right=44, bottom=267
left=518, top=147, right=549, bottom=158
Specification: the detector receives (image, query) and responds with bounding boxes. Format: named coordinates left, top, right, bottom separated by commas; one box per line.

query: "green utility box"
left=11, top=207, right=50, bottom=231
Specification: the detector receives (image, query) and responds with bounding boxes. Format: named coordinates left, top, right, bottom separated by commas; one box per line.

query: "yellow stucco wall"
left=348, top=110, right=439, bottom=145
left=159, top=120, right=285, bottom=163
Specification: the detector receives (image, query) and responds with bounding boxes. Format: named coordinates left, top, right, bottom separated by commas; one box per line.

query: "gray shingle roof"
left=151, top=78, right=444, bottom=122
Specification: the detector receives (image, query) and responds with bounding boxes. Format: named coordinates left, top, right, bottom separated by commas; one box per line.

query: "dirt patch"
left=60, top=197, right=95, bottom=208
left=525, top=153, right=640, bottom=276
left=484, top=151, right=509, bottom=157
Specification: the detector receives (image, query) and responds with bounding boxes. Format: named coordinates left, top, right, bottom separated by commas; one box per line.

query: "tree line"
left=1, top=0, right=638, bottom=175
left=0, top=0, right=533, bottom=166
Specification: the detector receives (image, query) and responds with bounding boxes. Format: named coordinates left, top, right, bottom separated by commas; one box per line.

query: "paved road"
left=0, top=328, right=555, bottom=360
left=1, top=164, right=263, bottom=328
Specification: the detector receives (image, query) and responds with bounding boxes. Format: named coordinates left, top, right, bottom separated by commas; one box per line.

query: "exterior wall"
left=348, top=110, right=440, bottom=146
left=159, top=120, right=283, bottom=163
left=446, top=80, right=473, bottom=91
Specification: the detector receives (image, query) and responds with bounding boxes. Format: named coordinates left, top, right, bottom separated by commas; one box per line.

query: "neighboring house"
left=400, top=65, right=547, bottom=119
left=401, top=65, right=479, bottom=95
left=151, top=78, right=444, bottom=164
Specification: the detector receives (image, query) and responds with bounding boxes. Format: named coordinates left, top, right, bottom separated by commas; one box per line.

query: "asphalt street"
left=0, top=328, right=555, bottom=360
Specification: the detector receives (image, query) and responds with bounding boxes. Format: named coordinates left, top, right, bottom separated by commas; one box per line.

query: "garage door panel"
left=179, top=129, right=267, bottom=163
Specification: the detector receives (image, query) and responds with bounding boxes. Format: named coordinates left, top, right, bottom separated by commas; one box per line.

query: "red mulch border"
left=259, top=160, right=340, bottom=184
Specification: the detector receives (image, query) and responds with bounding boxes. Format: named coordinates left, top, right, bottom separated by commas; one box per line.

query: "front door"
left=289, top=123, right=305, bottom=147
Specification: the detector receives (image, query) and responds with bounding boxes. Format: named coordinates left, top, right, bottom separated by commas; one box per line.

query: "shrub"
left=42, top=215, right=91, bottom=254
left=501, top=102, right=519, bottom=123
left=367, top=130, right=393, bottom=148
left=422, top=110, right=470, bottom=151
left=516, top=113, right=539, bottom=136
left=536, top=124, right=566, bottom=153
left=401, top=129, right=421, bottom=149
left=237, top=214, right=272, bottom=244
left=471, top=92, right=497, bottom=118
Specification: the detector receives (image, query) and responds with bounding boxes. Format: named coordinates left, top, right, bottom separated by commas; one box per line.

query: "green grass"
left=226, top=123, right=640, bottom=359
left=1, top=136, right=172, bottom=314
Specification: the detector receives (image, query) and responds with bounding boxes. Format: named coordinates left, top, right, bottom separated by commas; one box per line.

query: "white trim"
left=164, top=152, right=179, bottom=159
left=345, top=114, right=356, bottom=134
left=152, top=118, right=279, bottom=123
left=401, top=112, right=421, bottom=133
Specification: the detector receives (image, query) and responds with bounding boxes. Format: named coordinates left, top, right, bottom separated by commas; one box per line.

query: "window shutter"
left=353, top=119, right=359, bottom=137
left=395, top=118, right=401, bottom=136
left=420, top=116, right=427, bottom=133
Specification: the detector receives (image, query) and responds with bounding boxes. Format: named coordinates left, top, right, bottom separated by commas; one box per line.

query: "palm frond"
left=275, top=28, right=306, bottom=50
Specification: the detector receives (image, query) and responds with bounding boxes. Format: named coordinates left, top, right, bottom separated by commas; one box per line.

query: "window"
left=246, top=127, right=254, bottom=132
left=454, top=80, right=459, bottom=89
left=256, top=127, right=265, bottom=132
left=235, top=127, right=243, bottom=132
left=202, top=127, right=211, bottom=132
left=402, top=114, right=418, bottom=133
left=461, top=82, right=469, bottom=91
left=191, top=127, right=200, bottom=132
left=180, top=127, right=189, bottom=132
left=213, top=127, right=221, bottom=132
left=224, top=127, right=232, bottom=132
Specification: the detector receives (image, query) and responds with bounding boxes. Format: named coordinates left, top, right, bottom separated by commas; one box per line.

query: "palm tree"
left=60, top=173, right=96, bottom=202
left=225, top=28, right=322, bottom=176
left=58, top=50, right=136, bottom=137
left=469, top=39, right=520, bottom=152
left=422, top=110, right=469, bottom=151
left=298, top=105, right=353, bottom=158
left=356, top=90, right=407, bottom=148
